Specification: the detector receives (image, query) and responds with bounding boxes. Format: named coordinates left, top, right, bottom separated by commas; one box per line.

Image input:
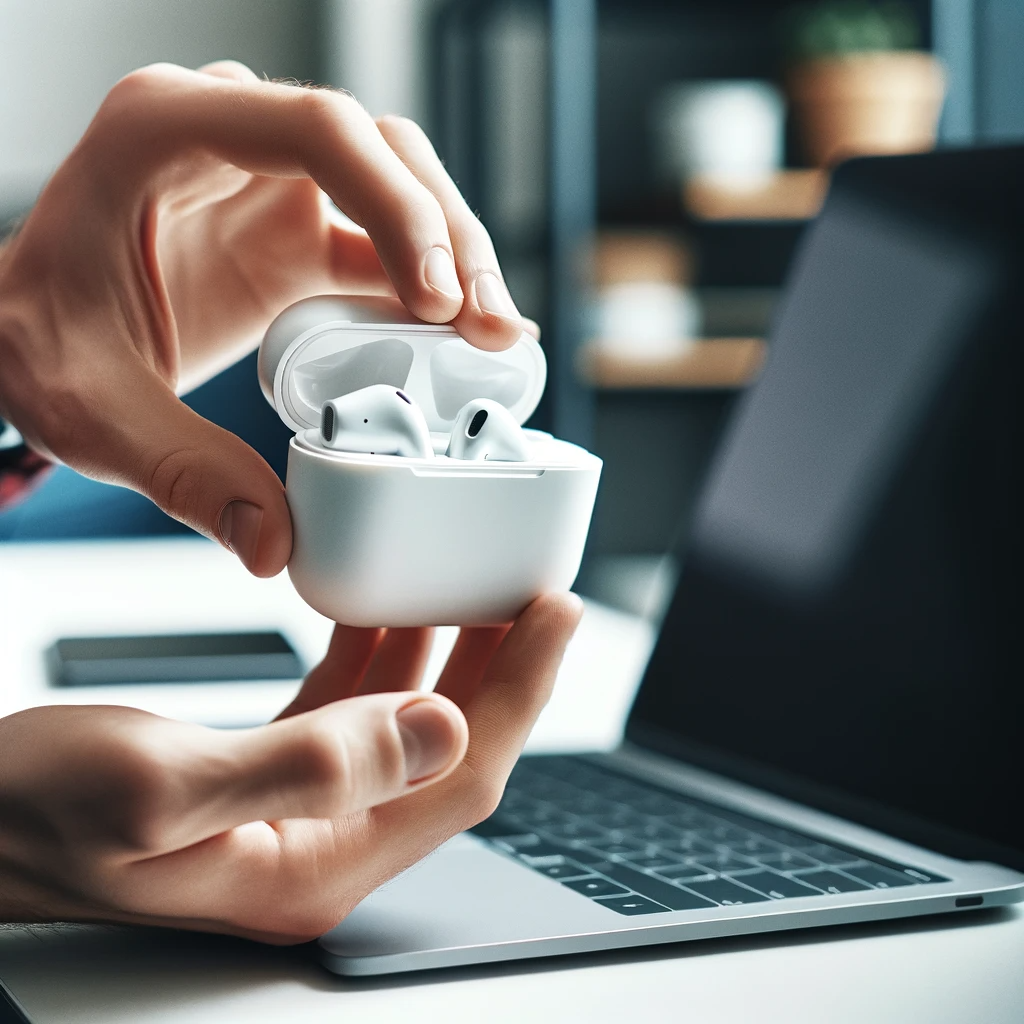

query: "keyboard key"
left=496, top=833, right=545, bottom=850
left=635, top=823, right=683, bottom=841
left=514, top=839, right=608, bottom=865
left=903, top=867, right=948, bottom=883
left=666, top=813, right=718, bottom=830
left=594, top=895, right=671, bottom=916
left=634, top=795, right=686, bottom=816
left=484, top=757, right=941, bottom=911
left=662, top=837, right=718, bottom=856
left=683, top=877, right=771, bottom=906
left=750, top=824, right=818, bottom=845
left=564, top=877, right=630, bottom=899
left=624, top=852, right=684, bottom=869
left=723, top=838, right=782, bottom=855
left=693, top=825, right=751, bottom=844
left=841, top=862, right=916, bottom=888
left=692, top=854, right=757, bottom=874
left=734, top=870, right=824, bottom=899
left=543, top=821, right=606, bottom=840
left=792, top=843, right=861, bottom=866
left=471, top=814, right=531, bottom=839
left=591, top=812, right=648, bottom=830
left=587, top=839, right=647, bottom=856
left=653, top=865, right=717, bottom=883
left=533, top=859, right=593, bottom=880
left=794, top=870, right=872, bottom=894
left=516, top=806, right=568, bottom=825
left=756, top=851, right=820, bottom=871
left=596, top=863, right=718, bottom=911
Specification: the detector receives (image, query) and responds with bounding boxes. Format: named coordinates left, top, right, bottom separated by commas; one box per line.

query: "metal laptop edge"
left=316, top=744, right=1024, bottom=975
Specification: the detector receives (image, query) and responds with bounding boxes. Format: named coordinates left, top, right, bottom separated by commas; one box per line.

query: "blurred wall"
left=0, top=0, right=321, bottom=220
left=326, top=0, right=443, bottom=130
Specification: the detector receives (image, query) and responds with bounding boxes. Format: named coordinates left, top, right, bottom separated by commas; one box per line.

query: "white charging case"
left=258, top=296, right=602, bottom=627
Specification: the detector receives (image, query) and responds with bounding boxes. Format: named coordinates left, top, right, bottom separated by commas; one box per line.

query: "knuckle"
left=300, top=87, right=366, bottom=137
left=377, top=113, right=427, bottom=145
left=299, top=725, right=352, bottom=787
left=296, top=713, right=405, bottom=812
left=458, top=215, right=498, bottom=259
left=103, top=63, right=180, bottom=111
left=90, top=64, right=186, bottom=152
left=146, top=446, right=206, bottom=524
left=25, top=375, right=94, bottom=461
left=295, top=725, right=364, bottom=810
left=205, top=59, right=256, bottom=80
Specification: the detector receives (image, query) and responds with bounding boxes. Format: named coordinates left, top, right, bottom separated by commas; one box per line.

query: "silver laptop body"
left=320, top=148, right=1024, bottom=975
left=318, top=746, right=1024, bottom=975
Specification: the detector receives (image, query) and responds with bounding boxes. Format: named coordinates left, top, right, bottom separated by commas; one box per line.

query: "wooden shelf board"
left=578, top=338, right=766, bottom=390
left=684, top=170, right=828, bottom=223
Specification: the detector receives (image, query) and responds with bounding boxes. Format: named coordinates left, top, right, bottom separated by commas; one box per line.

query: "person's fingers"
left=90, top=63, right=466, bottom=328
left=122, top=692, right=469, bottom=858
left=226, top=693, right=468, bottom=824
left=357, top=627, right=435, bottom=696
left=325, top=219, right=395, bottom=296
left=369, top=594, right=583, bottom=849
left=197, top=60, right=260, bottom=84
left=438, top=593, right=582, bottom=782
left=276, top=625, right=384, bottom=719
left=375, top=114, right=523, bottom=352
left=432, top=625, right=511, bottom=709
left=200, top=61, right=397, bottom=300
left=29, top=359, right=291, bottom=578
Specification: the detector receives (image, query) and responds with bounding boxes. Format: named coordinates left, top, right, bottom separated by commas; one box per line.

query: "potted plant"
left=783, top=1, right=945, bottom=166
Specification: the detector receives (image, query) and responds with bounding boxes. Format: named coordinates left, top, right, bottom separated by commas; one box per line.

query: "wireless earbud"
left=321, top=385, right=433, bottom=458
left=446, top=399, right=530, bottom=462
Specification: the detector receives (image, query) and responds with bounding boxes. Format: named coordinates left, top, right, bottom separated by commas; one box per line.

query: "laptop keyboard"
left=471, top=756, right=947, bottom=916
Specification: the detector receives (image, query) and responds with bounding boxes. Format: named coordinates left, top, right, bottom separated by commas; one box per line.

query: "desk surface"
left=1, top=540, right=1022, bottom=1023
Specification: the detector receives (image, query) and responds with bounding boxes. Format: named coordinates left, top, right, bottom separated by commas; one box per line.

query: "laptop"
left=318, top=147, right=1024, bottom=975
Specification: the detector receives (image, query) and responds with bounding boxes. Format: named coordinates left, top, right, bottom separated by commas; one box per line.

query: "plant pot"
left=788, top=51, right=945, bottom=167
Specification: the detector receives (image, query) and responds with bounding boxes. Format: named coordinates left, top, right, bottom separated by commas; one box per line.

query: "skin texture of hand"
left=0, top=593, right=582, bottom=943
left=0, top=60, right=531, bottom=575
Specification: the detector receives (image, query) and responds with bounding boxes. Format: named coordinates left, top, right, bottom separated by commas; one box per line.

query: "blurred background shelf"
left=3, top=0, right=1023, bottom=605
left=683, top=169, right=827, bottom=221
left=578, top=338, right=766, bottom=390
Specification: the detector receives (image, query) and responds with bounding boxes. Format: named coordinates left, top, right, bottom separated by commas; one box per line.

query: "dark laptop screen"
left=627, top=149, right=1024, bottom=871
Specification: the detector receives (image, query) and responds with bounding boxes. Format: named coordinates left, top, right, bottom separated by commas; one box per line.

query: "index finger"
left=85, top=64, right=466, bottom=330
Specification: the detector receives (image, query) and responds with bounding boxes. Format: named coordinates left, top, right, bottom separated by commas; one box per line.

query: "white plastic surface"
left=287, top=430, right=601, bottom=626
left=259, top=297, right=602, bottom=627
left=259, top=296, right=547, bottom=434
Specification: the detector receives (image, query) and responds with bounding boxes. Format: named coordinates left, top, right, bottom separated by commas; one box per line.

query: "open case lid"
left=258, top=296, right=547, bottom=434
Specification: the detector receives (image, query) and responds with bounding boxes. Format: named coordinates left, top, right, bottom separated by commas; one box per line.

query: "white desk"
left=1, top=540, right=1022, bottom=1023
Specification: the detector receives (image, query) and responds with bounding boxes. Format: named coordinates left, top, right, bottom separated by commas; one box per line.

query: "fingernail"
left=396, top=700, right=458, bottom=783
left=475, top=272, right=519, bottom=319
left=424, top=246, right=463, bottom=299
left=219, top=500, right=264, bottom=572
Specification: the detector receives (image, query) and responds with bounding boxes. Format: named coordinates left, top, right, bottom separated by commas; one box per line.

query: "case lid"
left=259, top=296, right=547, bottom=434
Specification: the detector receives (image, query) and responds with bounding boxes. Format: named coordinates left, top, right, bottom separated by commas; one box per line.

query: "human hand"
left=0, top=61, right=529, bottom=575
left=0, top=594, right=581, bottom=943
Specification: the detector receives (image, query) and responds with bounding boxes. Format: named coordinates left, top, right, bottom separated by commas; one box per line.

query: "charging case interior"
left=259, top=296, right=602, bottom=627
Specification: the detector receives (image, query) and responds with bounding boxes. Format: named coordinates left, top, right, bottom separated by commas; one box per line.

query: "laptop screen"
left=627, top=149, right=1024, bottom=871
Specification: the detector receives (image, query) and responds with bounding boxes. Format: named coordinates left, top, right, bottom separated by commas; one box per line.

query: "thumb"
left=194, top=693, right=469, bottom=839
left=53, top=365, right=292, bottom=577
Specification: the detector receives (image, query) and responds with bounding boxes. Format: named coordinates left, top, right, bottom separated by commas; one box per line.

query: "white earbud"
left=321, top=385, right=433, bottom=458
left=445, top=399, right=530, bottom=462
